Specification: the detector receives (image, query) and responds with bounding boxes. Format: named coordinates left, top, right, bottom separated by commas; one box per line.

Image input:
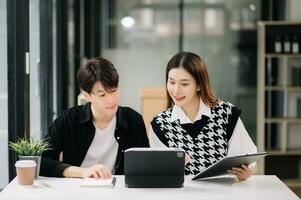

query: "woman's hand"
left=227, top=164, right=252, bottom=180
left=184, top=153, right=190, bottom=165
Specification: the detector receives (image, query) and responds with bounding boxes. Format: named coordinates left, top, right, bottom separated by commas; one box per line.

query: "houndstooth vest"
left=151, top=101, right=241, bottom=175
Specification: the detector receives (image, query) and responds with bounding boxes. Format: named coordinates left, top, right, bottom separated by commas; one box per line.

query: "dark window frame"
left=40, top=0, right=54, bottom=138
left=7, top=0, right=29, bottom=181
left=7, top=0, right=55, bottom=181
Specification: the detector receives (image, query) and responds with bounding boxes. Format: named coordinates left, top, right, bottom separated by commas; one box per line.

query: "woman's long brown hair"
left=166, top=52, right=219, bottom=108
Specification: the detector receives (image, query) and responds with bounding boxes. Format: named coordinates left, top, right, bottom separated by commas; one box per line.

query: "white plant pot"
left=18, top=155, right=41, bottom=179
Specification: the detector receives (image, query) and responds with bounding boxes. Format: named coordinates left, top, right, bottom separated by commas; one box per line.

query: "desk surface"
left=0, top=175, right=299, bottom=200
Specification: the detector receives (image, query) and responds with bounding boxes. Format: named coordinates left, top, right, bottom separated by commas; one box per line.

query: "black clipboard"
left=192, top=152, right=268, bottom=180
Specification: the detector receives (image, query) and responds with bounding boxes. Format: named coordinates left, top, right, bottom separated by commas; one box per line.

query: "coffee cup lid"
left=15, top=160, right=37, bottom=168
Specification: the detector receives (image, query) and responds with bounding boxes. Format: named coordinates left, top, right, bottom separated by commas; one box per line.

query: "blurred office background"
left=0, top=0, right=301, bottom=195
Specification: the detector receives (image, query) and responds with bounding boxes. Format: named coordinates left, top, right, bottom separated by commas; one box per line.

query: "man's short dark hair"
left=77, top=57, right=119, bottom=93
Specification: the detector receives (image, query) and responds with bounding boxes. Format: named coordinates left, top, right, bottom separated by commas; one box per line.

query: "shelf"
left=283, top=179, right=301, bottom=187
left=259, top=21, right=301, bottom=26
left=265, top=86, right=301, bottom=91
left=267, top=150, right=301, bottom=156
left=265, top=118, right=301, bottom=123
left=258, top=21, right=301, bottom=177
left=265, top=54, right=301, bottom=58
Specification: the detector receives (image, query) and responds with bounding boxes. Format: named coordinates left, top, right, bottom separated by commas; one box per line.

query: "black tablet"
left=192, top=152, right=268, bottom=180
left=124, top=148, right=185, bottom=188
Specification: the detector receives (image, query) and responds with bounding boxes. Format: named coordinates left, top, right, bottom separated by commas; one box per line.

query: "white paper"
left=125, top=147, right=183, bottom=152
left=81, top=178, right=115, bottom=187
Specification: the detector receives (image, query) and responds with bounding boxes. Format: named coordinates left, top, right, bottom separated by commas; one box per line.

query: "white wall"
left=286, top=0, right=301, bottom=20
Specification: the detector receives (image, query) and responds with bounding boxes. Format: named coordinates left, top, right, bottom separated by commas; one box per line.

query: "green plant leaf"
left=9, top=137, right=52, bottom=156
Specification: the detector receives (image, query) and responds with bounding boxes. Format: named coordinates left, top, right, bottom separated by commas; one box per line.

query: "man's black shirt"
left=40, top=103, right=149, bottom=177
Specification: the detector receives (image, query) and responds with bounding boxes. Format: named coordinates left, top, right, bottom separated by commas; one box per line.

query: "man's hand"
left=227, top=164, right=252, bottom=180
left=81, top=164, right=112, bottom=179
left=63, top=164, right=112, bottom=179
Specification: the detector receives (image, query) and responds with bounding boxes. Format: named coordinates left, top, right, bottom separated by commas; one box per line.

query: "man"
left=40, top=57, right=149, bottom=178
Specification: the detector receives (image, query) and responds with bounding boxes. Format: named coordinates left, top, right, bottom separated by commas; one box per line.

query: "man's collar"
left=170, top=98, right=211, bottom=124
left=116, top=106, right=128, bottom=130
left=78, top=103, right=128, bottom=130
left=78, top=103, right=93, bottom=124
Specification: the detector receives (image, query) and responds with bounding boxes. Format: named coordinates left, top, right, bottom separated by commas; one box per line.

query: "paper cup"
left=15, top=160, right=36, bottom=185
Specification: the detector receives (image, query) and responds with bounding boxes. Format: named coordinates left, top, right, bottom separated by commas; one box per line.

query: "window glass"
left=0, top=0, right=9, bottom=189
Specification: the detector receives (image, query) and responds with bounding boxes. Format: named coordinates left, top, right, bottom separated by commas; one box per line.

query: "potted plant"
left=9, top=137, right=51, bottom=179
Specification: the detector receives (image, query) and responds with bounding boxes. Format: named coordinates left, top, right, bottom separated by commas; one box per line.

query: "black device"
left=124, top=148, right=185, bottom=188
left=192, top=152, right=268, bottom=180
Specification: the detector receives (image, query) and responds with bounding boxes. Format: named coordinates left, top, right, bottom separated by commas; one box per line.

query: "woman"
left=41, top=57, right=149, bottom=178
left=149, top=52, right=257, bottom=180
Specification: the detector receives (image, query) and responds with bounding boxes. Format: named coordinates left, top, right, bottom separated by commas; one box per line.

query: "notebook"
left=80, top=177, right=116, bottom=187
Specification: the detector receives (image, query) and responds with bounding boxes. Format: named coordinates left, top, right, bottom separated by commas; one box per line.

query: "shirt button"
left=117, top=136, right=120, bottom=140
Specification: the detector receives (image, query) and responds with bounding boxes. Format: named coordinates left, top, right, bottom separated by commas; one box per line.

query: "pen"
left=37, top=180, right=52, bottom=188
left=111, top=177, right=117, bottom=187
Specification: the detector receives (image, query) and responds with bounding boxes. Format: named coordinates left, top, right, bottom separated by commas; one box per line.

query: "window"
left=0, top=0, right=9, bottom=188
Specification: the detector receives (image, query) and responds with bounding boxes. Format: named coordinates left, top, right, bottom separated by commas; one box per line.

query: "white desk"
left=0, top=175, right=299, bottom=200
